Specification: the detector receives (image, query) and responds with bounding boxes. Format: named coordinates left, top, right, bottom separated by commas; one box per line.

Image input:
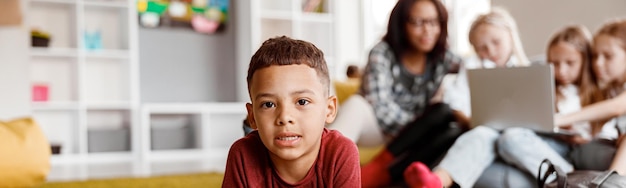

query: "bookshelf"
left=140, top=102, right=246, bottom=171
left=27, top=0, right=139, bottom=164
left=236, top=0, right=337, bottom=101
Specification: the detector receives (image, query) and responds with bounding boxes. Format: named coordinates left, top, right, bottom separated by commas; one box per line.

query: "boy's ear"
left=246, top=103, right=257, bottom=129
left=325, top=95, right=338, bottom=124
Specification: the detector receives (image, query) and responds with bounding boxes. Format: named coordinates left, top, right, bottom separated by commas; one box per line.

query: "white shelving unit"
left=236, top=0, right=338, bottom=101
left=27, top=0, right=139, bottom=164
left=256, top=0, right=335, bottom=70
left=140, top=103, right=247, bottom=172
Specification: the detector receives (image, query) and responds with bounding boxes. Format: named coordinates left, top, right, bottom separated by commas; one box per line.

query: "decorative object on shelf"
left=83, top=30, right=103, bottom=50
left=32, top=83, right=49, bottom=102
left=137, top=0, right=229, bottom=34
left=302, top=0, right=324, bottom=12
left=50, top=143, right=61, bottom=155
left=31, top=29, right=51, bottom=47
left=0, top=0, right=22, bottom=26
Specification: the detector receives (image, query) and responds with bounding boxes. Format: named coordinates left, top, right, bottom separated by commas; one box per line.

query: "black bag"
left=537, top=159, right=626, bottom=188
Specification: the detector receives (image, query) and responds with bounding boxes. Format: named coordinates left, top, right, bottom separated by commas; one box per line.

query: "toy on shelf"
left=32, top=83, right=49, bottom=102
left=137, top=0, right=229, bottom=34
left=83, top=30, right=103, bottom=51
left=31, top=29, right=51, bottom=47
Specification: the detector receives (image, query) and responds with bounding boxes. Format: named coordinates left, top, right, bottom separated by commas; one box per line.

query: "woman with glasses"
left=326, top=0, right=464, bottom=187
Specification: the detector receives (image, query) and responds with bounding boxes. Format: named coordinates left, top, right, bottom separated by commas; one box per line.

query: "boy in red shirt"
left=222, top=36, right=361, bottom=187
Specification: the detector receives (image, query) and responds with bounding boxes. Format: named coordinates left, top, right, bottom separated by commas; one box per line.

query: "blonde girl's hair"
left=546, top=25, right=598, bottom=112
left=595, top=18, right=626, bottom=90
left=590, top=18, right=626, bottom=135
left=469, top=7, right=530, bottom=66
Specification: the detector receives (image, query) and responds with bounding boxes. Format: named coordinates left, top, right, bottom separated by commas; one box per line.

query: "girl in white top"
left=556, top=18, right=626, bottom=175
left=402, top=8, right=539, bottom=188
left=443, top=7, right=530, bottom=123
left=490, top=25, right=604, bottom=181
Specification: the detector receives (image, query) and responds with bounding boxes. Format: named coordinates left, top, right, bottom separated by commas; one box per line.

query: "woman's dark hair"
left=383, top=0, right=448, bottom=60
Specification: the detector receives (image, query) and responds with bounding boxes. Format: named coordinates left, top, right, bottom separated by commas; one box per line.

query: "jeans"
left=498, top=127, right=573, bottom=177
left=437, top=126, right=500, bottom=188
left=386, top=103, right=460, bottom=183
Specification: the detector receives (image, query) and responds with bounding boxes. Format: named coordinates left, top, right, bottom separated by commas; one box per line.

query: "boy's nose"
left=277, top=119, right=294, bottom=125
left=276, top=107, right=295, bottom=126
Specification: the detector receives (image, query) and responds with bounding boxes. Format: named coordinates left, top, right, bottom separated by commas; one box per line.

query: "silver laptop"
left=467, top=65, right=560, bottom=133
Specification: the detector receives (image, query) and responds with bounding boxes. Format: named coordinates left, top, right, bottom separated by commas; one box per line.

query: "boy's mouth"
left=274, top=133, right=302, bottom=147
left=277, top=136, right=301, bottom=141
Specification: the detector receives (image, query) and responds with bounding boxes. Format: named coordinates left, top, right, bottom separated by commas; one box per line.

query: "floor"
left=47, top=158, right=226, bottom=182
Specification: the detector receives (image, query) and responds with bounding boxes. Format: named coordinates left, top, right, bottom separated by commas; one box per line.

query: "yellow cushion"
left=358, top=145, right=385, bottom=165
left=334, top=79, right=361, bottom=105
left=0, top=117, right=51, bottom=187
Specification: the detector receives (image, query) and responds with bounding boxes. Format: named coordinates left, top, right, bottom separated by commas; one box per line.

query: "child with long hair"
left=404, top=25, right=597, bottom=188
left=556, top=18, right=626, bottom=175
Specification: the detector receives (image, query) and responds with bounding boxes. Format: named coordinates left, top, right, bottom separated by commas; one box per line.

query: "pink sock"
left=404, top=162, right=442, bottom=188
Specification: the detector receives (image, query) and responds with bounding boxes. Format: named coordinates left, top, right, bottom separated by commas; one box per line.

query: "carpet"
left=37, top=173, right=224, bottom=188
left=36, top=146, right=382, bottom=187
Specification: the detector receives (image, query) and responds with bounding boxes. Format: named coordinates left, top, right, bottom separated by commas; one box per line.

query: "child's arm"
left=556, top=91, right=626, bottom=127
left=332, top=139, right=361, bottom=187
left=222, top=142, right=250, bottom=187
left=361, top=51, right=415, bottom=130
left=610, top=134, right=626, bottom=175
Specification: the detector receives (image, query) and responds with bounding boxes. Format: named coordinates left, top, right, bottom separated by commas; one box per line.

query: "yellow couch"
left=0, top=117, right=50, bottom=187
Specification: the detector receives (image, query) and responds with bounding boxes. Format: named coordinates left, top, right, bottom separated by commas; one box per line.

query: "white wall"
left=492, top=0, right=626, bottom=56
left=139, top=1, right=237, bottom=103
left=0, top=3, right=29, bottom=120
left=333, top=0, right=363, bottom=80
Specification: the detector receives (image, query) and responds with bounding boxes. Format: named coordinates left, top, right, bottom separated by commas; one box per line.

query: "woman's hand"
left=452, top=110, right=471, bottom=131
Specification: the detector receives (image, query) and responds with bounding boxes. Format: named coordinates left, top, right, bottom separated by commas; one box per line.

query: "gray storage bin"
left=151, top=126, right=195, bottom=150
left=88, top=128, right=130, bottom=153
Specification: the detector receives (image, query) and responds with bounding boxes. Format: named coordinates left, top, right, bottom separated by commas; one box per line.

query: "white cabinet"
left=236, top=0, right=338, bottom=101
left=27, top=0, right=139, bottom=164
left=140, top=103, right=247, bottom=172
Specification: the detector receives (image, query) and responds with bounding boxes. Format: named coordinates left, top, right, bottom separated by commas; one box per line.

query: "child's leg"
left=405, top=126, right=500, bottom=188
left=386, top=103, right=456, bottom=154
left=388, top=125, right=462, bottom=183
left=610, top=134, right=626, bottom=175
left=497, top=127, right=573, bottom=176
left=327, top=95, right=384, bottom=146
left=569, top=139, right=615, bottom=170
left=362, top=103, right=455, bottom=187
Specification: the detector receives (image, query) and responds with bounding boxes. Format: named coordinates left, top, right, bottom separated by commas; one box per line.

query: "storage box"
left=31, top=36, right=50, bottom=47
left=151, top=126, right=195, bottom=150
left=32, top=84, right=48, bottom=102
left=88, top=128, right=130, bottom=153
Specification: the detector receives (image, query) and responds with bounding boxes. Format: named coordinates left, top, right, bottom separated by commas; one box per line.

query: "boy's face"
left=246, top=64, right=337, bottom=163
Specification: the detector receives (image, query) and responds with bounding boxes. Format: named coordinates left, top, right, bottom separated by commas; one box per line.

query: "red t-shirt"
left=222, top=128, right=361, bottom=187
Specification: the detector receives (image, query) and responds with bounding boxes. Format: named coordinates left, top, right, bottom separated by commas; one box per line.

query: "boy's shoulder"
left=229, top=131, right=266, bottom=154
left=321, top=128, right=358, bottom=152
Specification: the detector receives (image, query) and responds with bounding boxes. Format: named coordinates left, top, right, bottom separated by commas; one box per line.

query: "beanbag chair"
left=0, top=117, right=50, bottom=187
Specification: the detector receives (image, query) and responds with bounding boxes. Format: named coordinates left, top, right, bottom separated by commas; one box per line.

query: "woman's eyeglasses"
left=407, top=18, right=440, bottom=28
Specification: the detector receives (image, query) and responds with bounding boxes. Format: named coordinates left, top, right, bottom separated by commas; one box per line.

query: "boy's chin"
left=269, top=149, right=307, bottom=161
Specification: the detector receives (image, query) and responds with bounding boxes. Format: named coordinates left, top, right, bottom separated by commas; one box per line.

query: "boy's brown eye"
left=297, top=99, right=309, bottom=105
left=262, top=102, right=275, bottom=108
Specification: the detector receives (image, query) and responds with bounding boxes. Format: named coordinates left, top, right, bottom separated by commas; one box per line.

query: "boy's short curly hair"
left=247, top=36, right=330, bottom=94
